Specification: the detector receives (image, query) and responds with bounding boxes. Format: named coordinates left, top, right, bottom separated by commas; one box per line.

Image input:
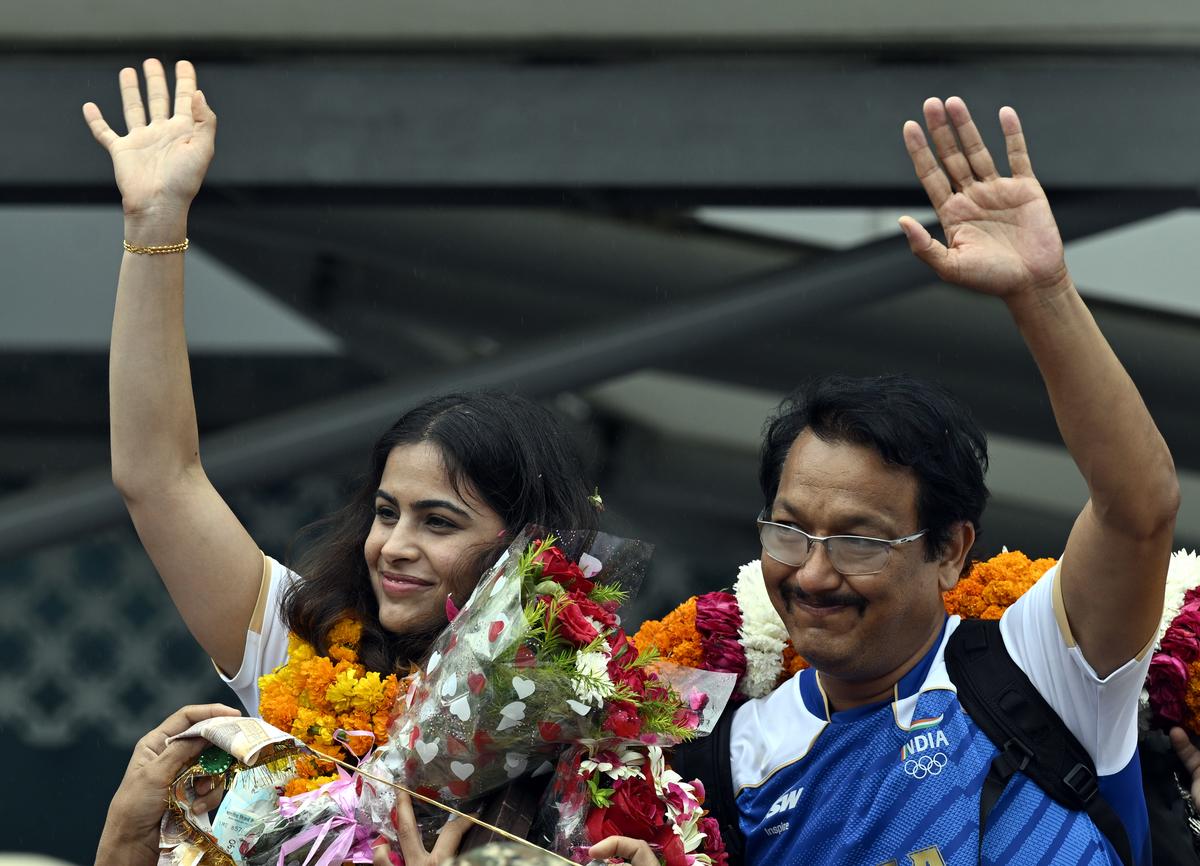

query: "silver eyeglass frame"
left=756, top=512, right=928, bottom=576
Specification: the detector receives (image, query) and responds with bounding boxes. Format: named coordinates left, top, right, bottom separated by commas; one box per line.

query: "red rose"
left=555, top=599, right=601, bottom=646
left=606, top=631, right=649, bottom=693
left=698, top=816, right=729, bottom=866
left=640, top=676, right=673, bottom=705
left=660, top=832, right=687, bottom=866
left=575, top=595, right=617, bottom=630
left=534, top=546, right=594, bottom=595
left=585, top=775, right=665, bottom=843
left=602, top=700, right=643, bottom=740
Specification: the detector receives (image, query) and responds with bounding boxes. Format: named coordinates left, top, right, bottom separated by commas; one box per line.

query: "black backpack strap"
left=670, top=698, right=746, bottom=864
left=946, top=618, right=1134, bottom=866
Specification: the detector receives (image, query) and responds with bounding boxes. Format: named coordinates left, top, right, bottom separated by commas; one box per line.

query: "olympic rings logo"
left=903, top=752, right=948, bottom=779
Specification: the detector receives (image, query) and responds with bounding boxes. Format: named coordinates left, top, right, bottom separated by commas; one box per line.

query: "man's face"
left=761, top=430, right=956, bottom=684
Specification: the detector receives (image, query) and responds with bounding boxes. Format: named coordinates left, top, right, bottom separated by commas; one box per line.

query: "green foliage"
left=588, top=582, right=629, bottom=605
left=637, top=697, right=695, bottom=742
left=516, top=535, right=557, bottom=595
left=587, top=774, right=614, bottom=808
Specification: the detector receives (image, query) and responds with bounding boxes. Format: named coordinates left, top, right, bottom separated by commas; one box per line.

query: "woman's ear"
left=937, top=521, right=976, bottom=593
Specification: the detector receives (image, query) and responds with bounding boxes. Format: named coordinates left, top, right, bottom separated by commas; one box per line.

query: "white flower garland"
left=1158, top=550, right=1200, bottom=646
left=733, top=559, right=791, bottom=698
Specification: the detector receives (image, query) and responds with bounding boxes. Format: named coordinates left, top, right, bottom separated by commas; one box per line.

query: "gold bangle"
left=123, top=238, right=189, bottom=255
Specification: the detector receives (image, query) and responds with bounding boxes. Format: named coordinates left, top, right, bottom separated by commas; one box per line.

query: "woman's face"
left=363, top=442, right=506, bottom=635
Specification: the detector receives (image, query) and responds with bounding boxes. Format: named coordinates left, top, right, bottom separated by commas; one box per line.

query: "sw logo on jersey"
left=765, top=785, right=804, bottom=819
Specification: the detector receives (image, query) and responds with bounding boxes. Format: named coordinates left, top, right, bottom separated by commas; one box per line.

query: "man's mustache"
left=780, top=583, right=867, bottom=612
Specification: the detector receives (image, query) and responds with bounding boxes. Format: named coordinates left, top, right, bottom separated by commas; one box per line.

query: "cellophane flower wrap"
left=541, top=643, right=736, bottom=863
left=359, top=528, right=656, bottom=834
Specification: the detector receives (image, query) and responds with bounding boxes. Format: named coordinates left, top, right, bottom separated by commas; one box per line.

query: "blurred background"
left=4, top=2, right=1200, bottom=861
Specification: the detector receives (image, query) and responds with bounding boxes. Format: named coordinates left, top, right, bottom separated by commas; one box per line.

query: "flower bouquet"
left=544, top=733, right=731, bottom=866
left=354, top=527, right=708, bottom=849
left=357, top=527, right=736, bottom=865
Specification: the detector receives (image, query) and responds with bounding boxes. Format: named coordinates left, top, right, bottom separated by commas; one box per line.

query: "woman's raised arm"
left=85, top=58, right=263, bottom=675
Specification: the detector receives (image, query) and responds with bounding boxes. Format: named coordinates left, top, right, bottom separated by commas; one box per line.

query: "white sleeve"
left=218, top=555, right=298, bottom=718
left=999, top=562, right=1152, bottom=775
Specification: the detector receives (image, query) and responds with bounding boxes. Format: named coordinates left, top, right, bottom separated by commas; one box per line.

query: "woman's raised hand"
left=82, top=59, right=215, bottom=227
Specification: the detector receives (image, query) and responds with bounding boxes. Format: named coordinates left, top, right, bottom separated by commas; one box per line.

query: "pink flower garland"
left=694, top=592, right=747, bottom=680
left=1148, top=585, right=1200, bottom=728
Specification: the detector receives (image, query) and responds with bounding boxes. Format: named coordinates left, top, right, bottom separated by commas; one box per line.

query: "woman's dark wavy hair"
left=759, top=374, right=989, bottom=561
left=282, top=391, right=599, bottom=674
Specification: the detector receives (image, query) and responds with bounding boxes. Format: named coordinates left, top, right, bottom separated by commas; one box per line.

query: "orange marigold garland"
left=1181, top=658, right=1200, bottom=734
left=943, top=549, right=1057, bottom=620
left=257, top=618, right=402, bottom=796
left=780, top=643, right=808, bottom=677
left=632, top=597, right=704, bottom=669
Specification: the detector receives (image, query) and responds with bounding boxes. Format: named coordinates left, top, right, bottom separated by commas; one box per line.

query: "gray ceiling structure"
left=3, top=50, right=1200, bottom=590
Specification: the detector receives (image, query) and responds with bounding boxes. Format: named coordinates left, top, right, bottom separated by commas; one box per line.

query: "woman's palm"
left=82, top=59, right=215, bottom=217
left=109, top=115, right=212, bottom=212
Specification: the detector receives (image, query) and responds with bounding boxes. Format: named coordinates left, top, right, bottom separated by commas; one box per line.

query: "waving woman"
left=83, top=59, right=598, bottom=718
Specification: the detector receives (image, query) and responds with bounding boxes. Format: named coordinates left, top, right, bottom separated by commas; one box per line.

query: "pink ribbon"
left=276, top=732, right=378, bottom=866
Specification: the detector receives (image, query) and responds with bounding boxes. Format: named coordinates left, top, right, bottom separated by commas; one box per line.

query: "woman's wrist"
left=123, top=208, right=189, bottom=247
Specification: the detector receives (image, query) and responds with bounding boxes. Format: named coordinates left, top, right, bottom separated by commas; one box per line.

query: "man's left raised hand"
left=899, top=97, right=1070, bottom=302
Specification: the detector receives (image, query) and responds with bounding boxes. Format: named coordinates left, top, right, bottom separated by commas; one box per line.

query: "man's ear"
left=937, top=521, right=976, bottom=593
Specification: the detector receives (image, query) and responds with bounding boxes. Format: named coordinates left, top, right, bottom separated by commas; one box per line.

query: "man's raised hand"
left=899, top=97, right=1069, bottom=301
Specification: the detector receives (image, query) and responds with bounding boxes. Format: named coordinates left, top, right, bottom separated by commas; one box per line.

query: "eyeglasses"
left=756, top=512, right=927, bottom=576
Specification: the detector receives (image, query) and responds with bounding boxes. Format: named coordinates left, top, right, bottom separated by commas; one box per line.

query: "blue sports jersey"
left=730, top=570, right=1151, bottom=866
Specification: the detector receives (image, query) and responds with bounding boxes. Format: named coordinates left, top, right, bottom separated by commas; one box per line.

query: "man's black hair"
left=760, top=374, right=989, bottom=560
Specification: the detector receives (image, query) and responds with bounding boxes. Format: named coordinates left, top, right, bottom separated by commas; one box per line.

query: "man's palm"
left=901, top=97, right=1068, bottom=299
left=937, top=177, right=1066, bottom=295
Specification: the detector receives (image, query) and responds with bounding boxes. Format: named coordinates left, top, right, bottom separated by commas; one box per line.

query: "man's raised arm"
left=899, top=96, right=1179, bottom=676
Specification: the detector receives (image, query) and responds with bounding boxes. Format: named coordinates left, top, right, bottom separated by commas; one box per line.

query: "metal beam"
left=0, top=229, right=925, bottom=556
left=10, top=54, right=1200, bottom=204
left=0, top=195, right=1173, bottom=557
left=10, top=1, right=1200, bottom=47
